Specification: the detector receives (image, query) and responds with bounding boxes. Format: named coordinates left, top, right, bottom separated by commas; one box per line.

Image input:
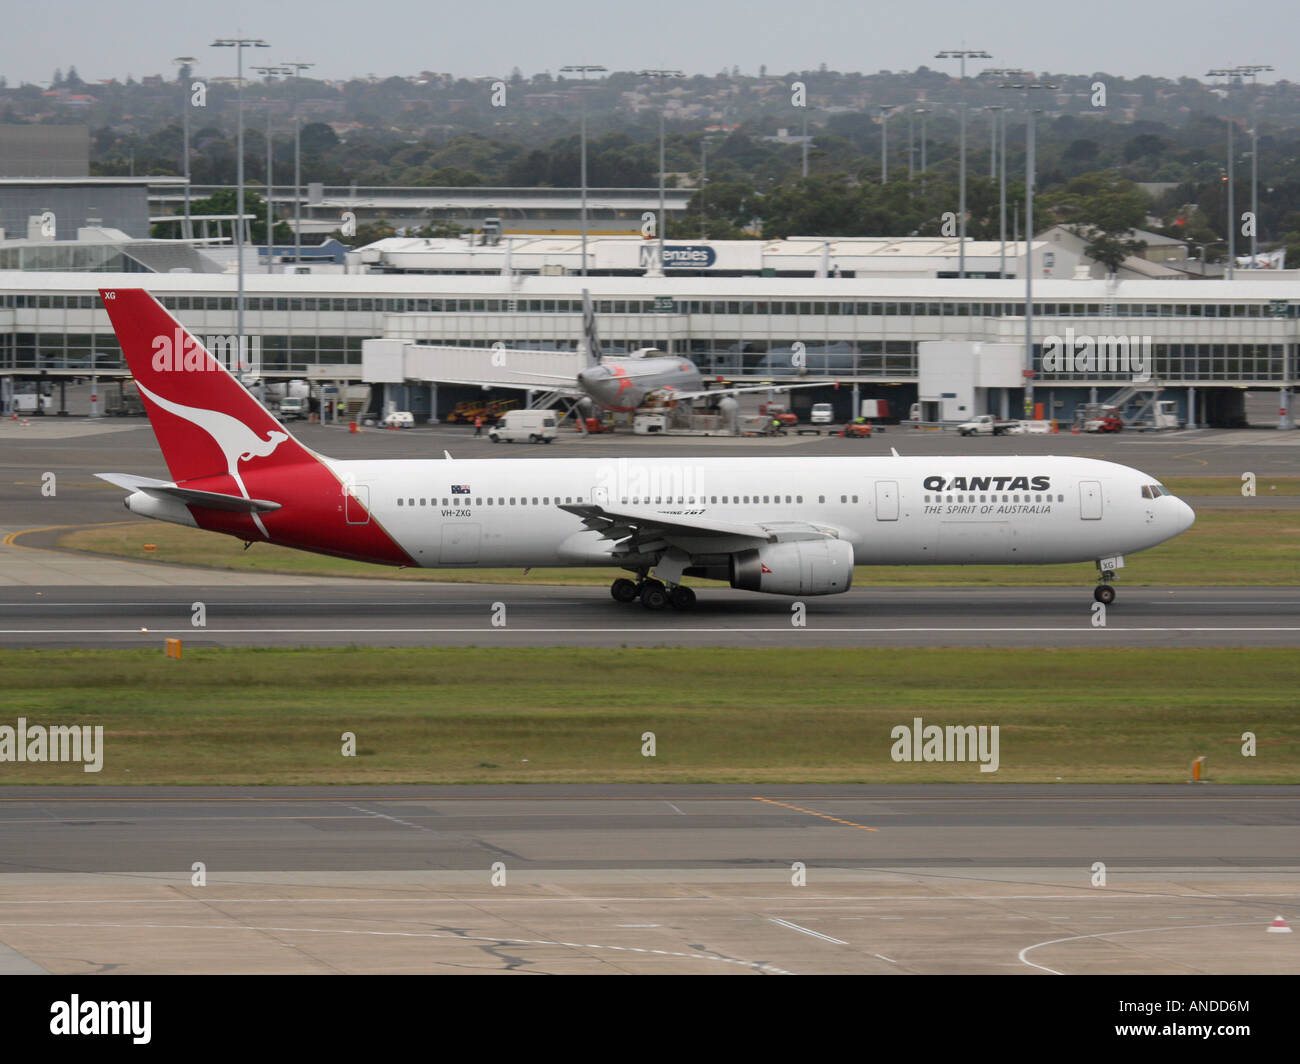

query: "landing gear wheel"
left=1094, top=584, right=1115, bottom=605
left=639, top=580, right=669, bottom=610
left=610, top=578, right=639, bottom=603
left=668, top=585, right=696, bottom=610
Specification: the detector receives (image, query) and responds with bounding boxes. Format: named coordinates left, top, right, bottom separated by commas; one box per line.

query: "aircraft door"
left=875, top=480, right=899, bottom=521
left=345, top=483, right=371, bottom=525
left=439, top=523, right=481, bottom=564
left=1079, top=480, right=1103, bottom=520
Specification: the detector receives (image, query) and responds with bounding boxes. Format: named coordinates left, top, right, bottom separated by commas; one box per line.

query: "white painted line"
left=874, top=953, right=898, bottom=964
left=0, top=921, right=791, bottom=975
left=4, top=891, right=1297, bottom=906
left=343, top=804, right=437, bottom=834
left=665, top=802, right=685, bottom=815
left=1017, top=920, right=1262, bottom=975
left=769, top=917, right=849, bottom=945
left=3, top=626, right=1300, bottom=635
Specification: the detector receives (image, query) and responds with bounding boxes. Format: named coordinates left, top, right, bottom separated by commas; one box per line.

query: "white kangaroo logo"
left=135, top=379, right=289, bottom=537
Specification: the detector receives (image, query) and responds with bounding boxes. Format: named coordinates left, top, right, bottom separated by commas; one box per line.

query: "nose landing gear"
left=1093, top=557, right=1122, bottom=605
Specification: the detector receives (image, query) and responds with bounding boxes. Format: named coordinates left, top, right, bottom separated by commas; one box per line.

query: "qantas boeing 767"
left=96, top=289, right=1194, bottom=610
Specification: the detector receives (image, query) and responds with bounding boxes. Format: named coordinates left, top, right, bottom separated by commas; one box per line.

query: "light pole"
left=907, top=110, right=914, bottom=181
left=640, top=69, right=684, bottom=275
left=699, top=136, right=714, bottom=240
left=984, top=71, right=1027, bottom=277
left=1001, top=79, right=1058, bottom=418
left=212, top=36, right=269, bottom=370
left=282, top=61, right=314, bottom=265
left=253, top=65, right=290, bottom=273
left=879, top=105, right=896, bottom=183
left=172, top=56, right=196, bottom=241
left=936, top=48, right=991, bottom=278
left=987, top=105, right=1002, bottom=178
left=1237, top=64, right=1272, bottom=269
left=999, top=102, right=1007, bottom=277
left=560, top=64, right=606, bottom=277
left=801, top=102, right=809, bottom=178
left=1208, top=67, right=1243, bottom=279
left=914, top=108, right=929, bottom=191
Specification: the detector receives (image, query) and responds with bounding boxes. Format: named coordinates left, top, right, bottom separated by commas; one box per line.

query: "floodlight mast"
left=935, top=48, right=992, bottom=277
left=560, top=65, right=608, bottom=277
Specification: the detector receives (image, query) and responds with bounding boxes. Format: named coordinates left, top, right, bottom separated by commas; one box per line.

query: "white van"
left=809, top=403, right=834, bottom=424
left=489, top=409, right=558, bottom=443
left=277, top=396, right=308, bottom=420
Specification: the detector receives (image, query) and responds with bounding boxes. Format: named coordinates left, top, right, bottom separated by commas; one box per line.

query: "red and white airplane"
left=97, top=288, right=1195, bottom=609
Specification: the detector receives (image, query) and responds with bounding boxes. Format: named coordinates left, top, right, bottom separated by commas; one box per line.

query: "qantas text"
left=923, top=475, right=1050, bottom=492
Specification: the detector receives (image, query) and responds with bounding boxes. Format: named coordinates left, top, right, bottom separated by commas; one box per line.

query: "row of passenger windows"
left=3, top=294, right=1296, bottom=319
left=925, top=494, right=1065, bottom=504
left=400, top=496, right=578, bottom=507
left=396, top=494, right=863, bottom=508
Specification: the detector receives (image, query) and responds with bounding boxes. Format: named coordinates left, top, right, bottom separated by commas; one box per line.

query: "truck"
left=277, top=395, right=309, bottom=421
left=488, top=408, right=557, bottom=443
left=12, top=393, right=52, bottom=414
left=956, top=414, right=1018, bottom=437
left=1132, top=400, right=1180, bottom=432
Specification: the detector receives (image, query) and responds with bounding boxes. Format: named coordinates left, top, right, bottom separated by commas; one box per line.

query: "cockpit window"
left=1141, top=484, right=1171, bottom=499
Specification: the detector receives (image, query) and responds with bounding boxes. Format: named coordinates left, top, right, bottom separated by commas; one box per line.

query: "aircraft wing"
left=665, top=380, right=834, bottom=402
left=558, top=502, right=837, bottom=555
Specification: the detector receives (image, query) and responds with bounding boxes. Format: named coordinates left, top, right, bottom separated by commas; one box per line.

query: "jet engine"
left=729, top=538, right=854, bottom=596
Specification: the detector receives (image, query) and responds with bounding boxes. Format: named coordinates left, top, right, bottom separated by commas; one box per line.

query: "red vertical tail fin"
left=99, top=288, right=314, bottom=484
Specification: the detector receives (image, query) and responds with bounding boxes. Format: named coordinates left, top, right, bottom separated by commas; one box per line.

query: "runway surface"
left=0, top=785, right=1296, bottom=975
left=1, top=582, right=1297, bottom=648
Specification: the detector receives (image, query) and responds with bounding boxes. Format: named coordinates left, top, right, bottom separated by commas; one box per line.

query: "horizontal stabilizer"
left=95, top=473, right=281, bottom=514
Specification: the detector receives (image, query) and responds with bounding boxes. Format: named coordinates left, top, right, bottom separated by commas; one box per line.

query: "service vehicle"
left=277, top=396, right=309, bottom=421
left=489, top=408, right=558, bottom=443
left=957, top=414, right=1018, bottom=437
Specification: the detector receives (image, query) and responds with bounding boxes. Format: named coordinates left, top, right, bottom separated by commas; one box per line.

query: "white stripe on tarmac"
left=769, top=917, right=849, bottom=945
left=1018, top=920, right=1262, bottom=975
left=0, top=921, right=791, bottom=975
left=2, top=626, right=1299, bottom=635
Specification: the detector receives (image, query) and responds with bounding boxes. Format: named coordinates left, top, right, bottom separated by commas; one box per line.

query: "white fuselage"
left=320, top=454, right=1194, bottom=570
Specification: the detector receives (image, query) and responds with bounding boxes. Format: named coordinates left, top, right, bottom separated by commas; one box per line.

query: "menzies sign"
left=640, top=244, right=718, bottom=269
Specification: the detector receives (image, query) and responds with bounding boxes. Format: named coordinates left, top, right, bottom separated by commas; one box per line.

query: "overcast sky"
left=1, top=0, right=1285, bottom=87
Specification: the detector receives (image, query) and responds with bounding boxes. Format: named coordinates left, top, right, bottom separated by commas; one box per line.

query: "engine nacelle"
left=730, top=538, right=854, bottom=596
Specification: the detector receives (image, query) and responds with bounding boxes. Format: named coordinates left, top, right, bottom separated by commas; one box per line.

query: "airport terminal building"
left=0, top=268, right=1295, bottom=428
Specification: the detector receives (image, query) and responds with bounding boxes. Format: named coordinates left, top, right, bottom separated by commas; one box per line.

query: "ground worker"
left=473, top=414, right=484, bottom=437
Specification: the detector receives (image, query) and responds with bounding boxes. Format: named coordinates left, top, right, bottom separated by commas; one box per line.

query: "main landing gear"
left=609, top=575, right=696, bottom=610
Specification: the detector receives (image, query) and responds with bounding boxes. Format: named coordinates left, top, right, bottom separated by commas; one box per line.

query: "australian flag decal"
left=451, top=484, right=471, bottom=494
